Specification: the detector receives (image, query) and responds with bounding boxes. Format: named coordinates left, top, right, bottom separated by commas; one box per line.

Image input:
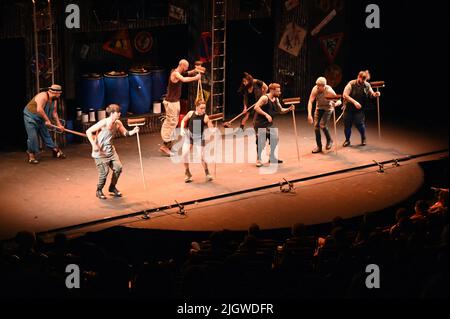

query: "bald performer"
left=160, top=59, right=202, bottom=156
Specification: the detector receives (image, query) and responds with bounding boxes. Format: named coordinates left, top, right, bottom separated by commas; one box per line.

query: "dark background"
left=345, top=0, right=449, bottom=125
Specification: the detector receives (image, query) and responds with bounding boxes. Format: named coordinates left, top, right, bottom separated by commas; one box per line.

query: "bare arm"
left=343, top=82, right=361, bottom=108
left=277, top=99, right=293, bottom=114
left=180, top=111, right=193, bottom=129
left=204, top=114, right=214, bottom=129
left=254, top=95, right=269, bottom=116
left=307, top=87, right=318, bottom=118
left=173, top=71, right=201, bottom=83
left=367, top=84, right=381, bottom=98
left=35, top=94, right=51, bottom=124
left=116, top=120, right=139, bottom=137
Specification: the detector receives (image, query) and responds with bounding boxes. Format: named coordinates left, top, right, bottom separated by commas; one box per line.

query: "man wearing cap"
left=307, top=77, right=341, bottom=153
left=23, top=84, right=66, bottom=164
left=342, top=71, right=381, bottom=147
left=160, top=59, right=201, bottom=156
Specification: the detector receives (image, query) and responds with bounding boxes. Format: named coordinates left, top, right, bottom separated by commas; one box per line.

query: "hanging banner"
left=278, top=22, right=307, bottom=57
left=102, top=30, right=133, bottom=59
left=319, top=32, right=344, bottom=64
left=134, top=31, right=153, bottom=53
left=311, top=9, right=337, bottom=36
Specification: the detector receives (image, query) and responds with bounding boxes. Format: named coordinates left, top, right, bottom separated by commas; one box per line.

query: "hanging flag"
left=278, top=22, right=307, bottom=57
left=319, top=33, right=344, bottom=64
left=134, top=31, right=153, bottom=53
left=102, top=30, right=133, bottom=59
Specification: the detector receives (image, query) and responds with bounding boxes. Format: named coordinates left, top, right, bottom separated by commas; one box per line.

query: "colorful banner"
left=102, top=30, right=133, bottom=59
left=319, top=32, right=344, bottom=64
left=278, top=22, right=307, bottom=57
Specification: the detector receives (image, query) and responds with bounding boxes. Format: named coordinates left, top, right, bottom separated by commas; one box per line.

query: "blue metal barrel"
left=104, top=71, right=130, bottom=116
left=129, top=69, right=152, bottom=114
left=151, top=69, right=167, bottom=102
left=78, top=74, right=105, bottom=113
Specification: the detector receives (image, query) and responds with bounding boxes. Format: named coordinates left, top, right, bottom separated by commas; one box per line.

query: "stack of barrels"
left=76, top=68, right=167, bottom=124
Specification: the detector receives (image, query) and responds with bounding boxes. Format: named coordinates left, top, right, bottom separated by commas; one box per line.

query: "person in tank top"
left=307, top=77, right=341, bottom=154
left=23, top=84, right=66, bottom=164
left=86, top=104, right=140, bottom=200
left=180, top=99, right=215, bottom=183
left=160, top=59, right=202, bottom=156
left=238, top=72, right=268, bottom=131
left=342, top=71, right=380, bottom=147
left=253, top=83, right=294, bottom=167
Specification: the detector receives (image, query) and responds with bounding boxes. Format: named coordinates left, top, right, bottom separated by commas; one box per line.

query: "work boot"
left=269, top=158, right=283, bottom=164
left=53, top=148, right=66, bottom=159
left=27, top=152, right=39, bottom=164
left=326, top=140, right=334, bottom=150
left=205, top=170, right=213, bottom=182
left=96, top=189, right=107, bottom=200
left=108, top=185, right=122, bottom=197
left=361, top=138, right=367, bottom=146
left=185, top=171, right=193, bottom=183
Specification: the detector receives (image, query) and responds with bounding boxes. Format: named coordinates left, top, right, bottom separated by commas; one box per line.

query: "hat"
left=48, top=84, right=62, bottom=93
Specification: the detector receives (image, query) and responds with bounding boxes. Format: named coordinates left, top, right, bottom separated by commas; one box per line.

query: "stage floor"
left=0, top=114, right=448, bottom=240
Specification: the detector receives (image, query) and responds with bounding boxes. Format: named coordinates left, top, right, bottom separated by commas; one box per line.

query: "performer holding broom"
left=307, top=77, right=341, bottom=154
left=253, top=83, right=294, bottom=167
left=23, top=84, right=66, bottom=164
left=237, top=72, right=268, bottom=130
left=86, top=104, right=139, bottom=200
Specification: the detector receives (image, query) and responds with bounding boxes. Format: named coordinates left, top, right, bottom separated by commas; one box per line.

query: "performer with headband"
left=237, top=72, right=268, bottom=131
left=307, top=77, right=341, bottom=154
left=23, top=84, right=66, bottom=164
left=180, top=100, right=214, bottom=183
left=160, top=59, right=202, bottom=156
left=253, top=83, right=294, bottom=167
left=86, top=104, right=139, bottom=200
left=342, top=71, right=380, bottom=147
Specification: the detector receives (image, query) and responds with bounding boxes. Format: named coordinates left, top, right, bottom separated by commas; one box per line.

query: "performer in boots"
left=180, top=100, right=214, bottom=183
left=23, top=84, right=66, bottom=164
left=253, top=83, right=294, bottom=167
left=342, top=71, right=380, bottom=147
left=86, top=104, right=139, bottom=199
left=307, top=77, right=341, bottom=153
left=160, top=59, right=201, bottom=156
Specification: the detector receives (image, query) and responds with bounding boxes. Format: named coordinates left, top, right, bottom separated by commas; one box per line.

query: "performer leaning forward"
left=23, top=84, right=66, bottom=164
left=342, top=71, right=381, bottom=147
left=253, top=83, right=294, bottom=167
left=307, top=77, right=341, bottom=154
left=86, top=104, right=139, bottom=200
